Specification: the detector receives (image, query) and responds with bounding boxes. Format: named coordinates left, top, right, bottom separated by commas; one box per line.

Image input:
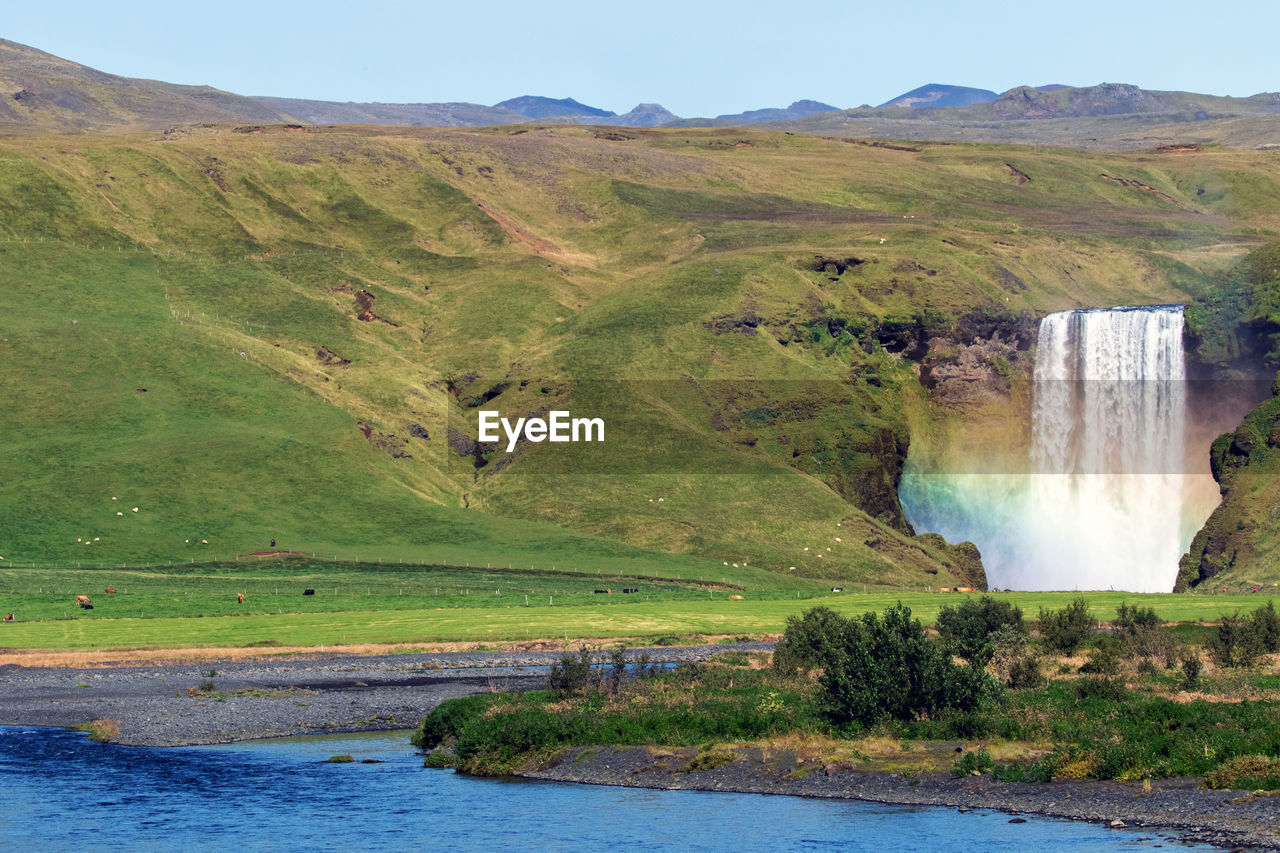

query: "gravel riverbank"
left=522, top=745, right=1280, bottom=851
left=0, top=644, right=765, bottom=747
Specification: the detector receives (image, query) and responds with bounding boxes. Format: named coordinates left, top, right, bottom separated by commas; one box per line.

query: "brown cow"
left=105, top=588, right=117, bottom=594
left=3, top=613, right=13, bottom=622
left=75, top=595, right=91, bottom=605
left=237, top=593, right=245, bottom=604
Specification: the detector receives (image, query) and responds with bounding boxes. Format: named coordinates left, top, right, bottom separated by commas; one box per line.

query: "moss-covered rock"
left=1178, top=392, right=1280, bottom=590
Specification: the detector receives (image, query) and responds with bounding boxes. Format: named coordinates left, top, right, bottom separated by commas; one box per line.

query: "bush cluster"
left=936, top=595, right=1025, bottom=666
left=1211, top=601, right=1280, bottom=668
left=1037, top=596, right=1094, bottom=654
left=776, top=603, right=998, bottom=727
left=772, top=606, right=847, bottom=675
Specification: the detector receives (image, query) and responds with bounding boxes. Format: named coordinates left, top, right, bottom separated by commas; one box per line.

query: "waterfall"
left=1017, top=305, right=1189, bottom=591
left=900, top=304, right=1210, bottom=593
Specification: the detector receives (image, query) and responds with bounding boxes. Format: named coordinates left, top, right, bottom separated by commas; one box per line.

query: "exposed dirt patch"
left=1005, top=163, right=1031, bottom=184
left=475, top=201, right=564, bottom=256
left=352, top=289, right=398, bottom=325
left=316, top=346, right=351, bottom=366
left=1098, top=173, right=1185, bottom=207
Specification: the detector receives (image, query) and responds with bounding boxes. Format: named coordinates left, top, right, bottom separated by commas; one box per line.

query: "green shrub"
left=952, top=747, right=994, bottom=777
left=683, top=751, right=738, bottom=773
left=936, top=596, right=1025, bottom=666
left=1073, top=676, right=1126, bottom=702
left=1115, top=602, right=1161, bottom=633
left=606, top=646, right=628, bottom=694
left=1038, top=597, right=1093, bottom=654
left=1123, top=624, right=1178, bottom=662
left=1211, top=612, right=1262, bottom=668
left=1179, top=650, right=1203, bottom=691
left=548, top=646, right=599, bottom=694
left=80, top=719, right=121, bottom=743
left=1252, top=600, right=1280, bottom=653
left=1079, top=636, right=1123, bottom=675
left=1006, top=654, right=1044, bottom=690
left=325, top=754, right=354, bottom=763
left=1203, top=755, right=1280, bottom=791
left=817, top=603, right=998, bottom=727
left=772, top=606, right=848, bottom=675
left=413, top=694, right=494, bottom=749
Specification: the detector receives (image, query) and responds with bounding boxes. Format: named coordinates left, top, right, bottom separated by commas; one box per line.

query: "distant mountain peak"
left=879, top=84, right=999, bottom=108
left=713, top=100, right=839, bottom=123
left=610, top=103, right=678, bottom=126
left=494, top=96, right=614, bottom=119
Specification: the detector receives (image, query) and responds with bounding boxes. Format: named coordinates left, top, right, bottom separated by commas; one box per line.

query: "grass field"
left=1, top=559, right=1274, bottom=651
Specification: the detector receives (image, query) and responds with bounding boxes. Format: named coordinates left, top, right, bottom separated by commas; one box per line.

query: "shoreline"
left=0, top=643, right=764, bottom=746
left=518, top=744, right=1280, bottom=851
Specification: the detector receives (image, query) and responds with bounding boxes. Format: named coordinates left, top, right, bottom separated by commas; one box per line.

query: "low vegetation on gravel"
left=416, top=598, right=1280, bottom=789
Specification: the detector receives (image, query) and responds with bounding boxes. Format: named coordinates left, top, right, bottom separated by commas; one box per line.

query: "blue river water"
left=0, top=726, right=1211, bottom=852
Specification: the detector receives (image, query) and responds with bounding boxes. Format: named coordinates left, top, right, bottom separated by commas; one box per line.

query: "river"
left=0, top=726, right=1212, bottom=851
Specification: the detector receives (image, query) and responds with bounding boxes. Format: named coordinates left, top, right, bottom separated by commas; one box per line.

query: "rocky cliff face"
left=1177, top=377, right=1280, bottom=590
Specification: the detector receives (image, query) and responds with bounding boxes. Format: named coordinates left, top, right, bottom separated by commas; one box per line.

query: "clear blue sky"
left=6, top=0, right=1277, bottom=117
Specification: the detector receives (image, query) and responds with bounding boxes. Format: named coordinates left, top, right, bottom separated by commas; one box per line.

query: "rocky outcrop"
left=914, top=533, right=988, bottom=590
left=918, top=310, right=1035, bottom=410
left=1177, top=384, right=1280, bottom=589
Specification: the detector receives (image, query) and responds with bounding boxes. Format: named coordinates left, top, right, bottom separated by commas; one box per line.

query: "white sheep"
left=131, top=507, right=139, bottom=513
left=116, top=511, right=123, bottom=516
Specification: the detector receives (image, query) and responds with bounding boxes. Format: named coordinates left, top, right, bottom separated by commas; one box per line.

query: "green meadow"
left=0, top=557, right=1271, bottom=650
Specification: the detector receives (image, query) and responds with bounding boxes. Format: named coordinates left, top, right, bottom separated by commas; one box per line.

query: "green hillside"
left=2, top=124, right=1279, bottom=588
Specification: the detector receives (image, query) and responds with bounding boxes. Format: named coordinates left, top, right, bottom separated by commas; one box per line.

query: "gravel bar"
left=0, top=644, right=766, bottom=747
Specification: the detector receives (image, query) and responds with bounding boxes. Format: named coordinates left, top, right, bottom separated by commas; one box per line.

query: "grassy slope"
left=2, top=126, right=1280, bottom=590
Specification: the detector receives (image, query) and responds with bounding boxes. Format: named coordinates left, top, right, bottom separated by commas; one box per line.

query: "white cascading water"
left=1015, top=305, right=1189, bottom=592
left=898, top=304, right=1214, bottom=592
